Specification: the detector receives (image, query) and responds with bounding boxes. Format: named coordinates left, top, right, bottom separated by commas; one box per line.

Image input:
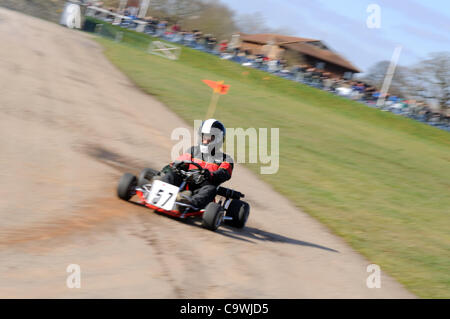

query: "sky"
left=223, top=0, right=450, bottom=73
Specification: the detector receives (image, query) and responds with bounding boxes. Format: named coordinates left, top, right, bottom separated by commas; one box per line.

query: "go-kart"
left=117, top=160, right=250, bottom=231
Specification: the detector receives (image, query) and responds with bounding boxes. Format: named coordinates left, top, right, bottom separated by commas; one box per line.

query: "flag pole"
left=206, top=91, right=220, bottom=119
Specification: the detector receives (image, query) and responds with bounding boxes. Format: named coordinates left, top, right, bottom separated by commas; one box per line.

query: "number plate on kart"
left=146, top=180, right=179, bottom=211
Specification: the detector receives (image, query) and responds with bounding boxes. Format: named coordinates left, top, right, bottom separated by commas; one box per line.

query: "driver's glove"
left=191, top=170, right=204, bottom=184
left=190, top=169, right=210, bottom=185
left=172, top=160, right=183, bottom=167
left=201, top=169, right=212, bottom=183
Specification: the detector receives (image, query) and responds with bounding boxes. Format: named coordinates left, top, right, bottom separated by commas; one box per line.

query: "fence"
left=84, top=17, right=181, bottom=60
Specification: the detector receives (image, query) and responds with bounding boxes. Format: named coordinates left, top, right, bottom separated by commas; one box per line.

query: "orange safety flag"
left=202, top=79, right=230, bottom=95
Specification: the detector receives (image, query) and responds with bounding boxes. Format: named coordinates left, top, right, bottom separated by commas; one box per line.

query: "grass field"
left=90, top=21, right=450, bottom=298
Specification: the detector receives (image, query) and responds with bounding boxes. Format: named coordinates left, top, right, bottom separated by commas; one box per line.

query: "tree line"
left=361, top=52, right=450, bottom=111
left=101, top=0, right=292, bottom=39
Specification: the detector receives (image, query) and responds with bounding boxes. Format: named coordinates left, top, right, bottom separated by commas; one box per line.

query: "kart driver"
left=155, top=119, right=234, bottom=210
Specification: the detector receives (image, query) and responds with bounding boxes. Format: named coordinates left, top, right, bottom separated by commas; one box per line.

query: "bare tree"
left=101, top=0, right=121, bottom=8
left=176, top=1, right=238, bottom=39
left=169, top=0, right=203, bottom=20
left=235, top=12, right=270, bottom=34
left=361, top=53, right=450, bottom=111
left=148, top=0, right=203, bottom=21
left=359, top=60, right=409, bottom=97
left=235, top=11, right=294, bottom=35
left=405, top=52, right=450, bottom=110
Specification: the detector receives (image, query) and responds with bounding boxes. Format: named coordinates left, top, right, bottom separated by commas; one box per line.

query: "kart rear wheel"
left=138, top=168, right=159, bottom=186
left=225, top=200, right=250, bottom=229
left=117, top=173, right=137, bottom=201
left=202, top=202, right=224, bottom=231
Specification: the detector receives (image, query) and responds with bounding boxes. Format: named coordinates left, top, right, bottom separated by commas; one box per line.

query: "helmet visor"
left=202, top=133, right=215, bottom=145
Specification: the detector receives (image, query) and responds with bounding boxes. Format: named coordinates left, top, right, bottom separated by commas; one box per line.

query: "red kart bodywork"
left=135, top=189, right=205, bottom=218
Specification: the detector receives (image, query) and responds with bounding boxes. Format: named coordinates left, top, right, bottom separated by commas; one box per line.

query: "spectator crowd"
left=88, top=4, right=450, bottom=132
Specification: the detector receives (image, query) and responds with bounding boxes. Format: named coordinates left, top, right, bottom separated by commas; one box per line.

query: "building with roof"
left=239, top=33, right=361, bottom=78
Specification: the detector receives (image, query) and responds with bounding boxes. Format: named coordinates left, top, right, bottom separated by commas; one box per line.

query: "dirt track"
left=0, top=8, right=414, bottom=298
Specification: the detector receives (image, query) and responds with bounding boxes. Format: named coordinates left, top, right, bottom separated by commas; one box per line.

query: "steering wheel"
left=172, top=160, right=207, bottom=184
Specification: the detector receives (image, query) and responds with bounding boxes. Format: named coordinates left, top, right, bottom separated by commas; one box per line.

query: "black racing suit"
left=159, top=146, right=234, bottom=209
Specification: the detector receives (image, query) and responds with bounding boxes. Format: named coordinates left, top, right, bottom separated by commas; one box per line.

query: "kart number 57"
left=147, top=180, right=179, bottom=210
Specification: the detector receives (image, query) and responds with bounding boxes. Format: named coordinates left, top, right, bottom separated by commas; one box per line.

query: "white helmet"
left=198, top=119, right=226, bottom=154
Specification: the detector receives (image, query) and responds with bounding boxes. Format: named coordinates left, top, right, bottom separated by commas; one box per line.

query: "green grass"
left=90, top=21, right=450, bottom=298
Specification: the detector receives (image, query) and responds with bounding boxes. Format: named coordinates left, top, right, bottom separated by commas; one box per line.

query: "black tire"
left=138, top=168, right=159, bottom=186
left=225, top=200, right=250, bottom=228
left=117, top=173, right=137, bottom=201
left=202, top=202, right=224, bottom=231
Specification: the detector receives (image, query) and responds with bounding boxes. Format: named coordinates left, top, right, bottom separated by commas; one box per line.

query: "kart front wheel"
left=117, top=173, right=137, bottom=201
left=225, top=199, right=250, bottom=229
left=138, top=168, right=159, bottom=186
left=202, top=202, right=224, bottom=231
